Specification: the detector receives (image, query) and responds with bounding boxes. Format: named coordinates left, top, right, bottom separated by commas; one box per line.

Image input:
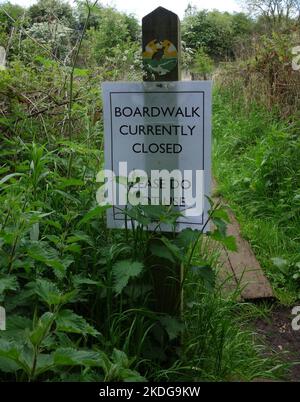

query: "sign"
left=143, top=39, right=178, bottom=76
left=101, top=80, right=212, bottom=232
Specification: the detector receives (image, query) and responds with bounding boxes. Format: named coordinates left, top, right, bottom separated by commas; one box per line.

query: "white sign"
left=101, top=81, right=212, bottom=232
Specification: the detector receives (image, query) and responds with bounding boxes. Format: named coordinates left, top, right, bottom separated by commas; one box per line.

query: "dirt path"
left=255, top=306, right=300, bottom=381
left=212, top=180, right=300, bottom=380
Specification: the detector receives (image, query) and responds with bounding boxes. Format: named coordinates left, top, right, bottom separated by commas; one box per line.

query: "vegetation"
left=213, top=39, right=300, bottom=304
left=0, top=0, right=299, bottom=382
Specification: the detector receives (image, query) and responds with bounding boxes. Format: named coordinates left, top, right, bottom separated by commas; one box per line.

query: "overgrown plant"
left=0, top=0, right=288, bottom=382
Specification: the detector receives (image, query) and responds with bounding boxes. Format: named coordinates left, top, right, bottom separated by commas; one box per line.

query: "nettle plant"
left=0, top=140, right=236, bottom=381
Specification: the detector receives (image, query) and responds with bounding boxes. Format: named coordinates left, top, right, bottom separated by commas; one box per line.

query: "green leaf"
left=271, top=257, right=289, bottom=274
left=74, top=68, right=89, bottom=77
left=221, top=235, right=237, bottom=252
left=0, top=339, right=31, bottom=375
left=53, top=348, right=105, bottom=368
left=59, top=290, right=78, bottom=305
left=35, top=279, right=62, bottom=307
left=158, top=237, right=182, bottom=262
left=175, top=228, right=199, bottom=250
left=72, top=275, right=102, bottom=288
left=34, top=56, right=56, bottom=67
left=67, top=231, right=93, bottom=246
left=210, top=231, right=237, bottom=251
left=64, top=244, right=81, bottom=254
left=35, top=354, right=54, bottom=376
left=56, top=309, right=100, bottom=337
left=159, top=316, right=184, bottom=341
left=112, top=260, right=144, bottom=295
left=212, top=208, right=230, bottom=223
left=78, top=205, right=109, bottom=227
left=0, top=356, right=19, bottom=373
left=27, top=241, right=72, bottom=277
left=149, top=236, right=184, bottom=264
left=6, top=315, right=32, bottom=331
left=140, top=205, right=167, bottom=220
left=0, top=339, right=21, bottom=361
left=192, top=265, right=216, bottom=290
left=150, top=243, right=176, bottom=263
left=57, top=178, right=84, bottom=188
left=119, top=368, right=146, bottom=382
left=0, top=275, right=19, bottom=295
left=27, top=241, right=64, bottom=270
left=30, top=223, right=39, bottom=241
left=123, top=207, right=150, bottom=226
left=53, top=189, right=80, bottom=205
left=30, top=312, right=55, bottom=346
left=111, top=349, right=129, bottom=367
left=0, top=173, right=24, bottom=186
left=212, top=217, right=227, bottom=237
left=44, top=219, right=62, bottom=230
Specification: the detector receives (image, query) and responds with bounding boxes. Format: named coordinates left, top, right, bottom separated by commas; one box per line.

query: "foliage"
left=0, top=0, right=290, bottom=383
left=76, top=1, right=140, bottom=41
left=182, top=9, right=254, bottom=61
left=0, top=2, right=25, bottom=34
left=26, top=22, right=73, bottom=61
left=190, top=47, right=213, bottom=79
left=216, top=31, right=300, bottom=116
left=0, top=130, right=272, bottom=381
left=28, top=0, right=76, bottom=27
left=82, top=7, right=138, bottom=64
left=243, top=0, right=300, bottom=30
left=181, top=275, right=285, bottom=381
left=213, top=84, right=300, bottom=302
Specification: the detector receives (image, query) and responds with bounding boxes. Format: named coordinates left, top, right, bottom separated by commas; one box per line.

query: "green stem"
left=177, top=202, right=221, bottom=309
left=8, top=232, right=20, bottom=274
left=67, top=0, right=98, bottom=175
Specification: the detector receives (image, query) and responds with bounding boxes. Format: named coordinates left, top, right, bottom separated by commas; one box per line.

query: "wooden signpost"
left=142, top=7, right=181, bottom=81
left=102, top=7, right=212, bottom=315
left=142, top=7, right=181, bottom=314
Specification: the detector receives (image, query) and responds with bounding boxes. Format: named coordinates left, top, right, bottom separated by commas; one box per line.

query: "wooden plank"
left=224, top=209, right=274, bottom=300
left=212, top=179, right=274, bottom=300
left=204, top=236, right=241, bottom=299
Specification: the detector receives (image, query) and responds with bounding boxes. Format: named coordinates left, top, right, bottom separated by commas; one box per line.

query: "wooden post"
left=142, top=7, right=181, bottom=315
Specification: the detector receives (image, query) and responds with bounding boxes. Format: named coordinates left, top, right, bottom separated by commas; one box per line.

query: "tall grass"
left=213, top=82, right=300, bottom=303
left=0, top=16, right=290, bottom=381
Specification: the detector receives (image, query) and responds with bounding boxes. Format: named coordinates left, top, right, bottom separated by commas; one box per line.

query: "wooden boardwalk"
left=186, top=70, right=273, bottom=301
left=212, top=180, right=274, bottom=300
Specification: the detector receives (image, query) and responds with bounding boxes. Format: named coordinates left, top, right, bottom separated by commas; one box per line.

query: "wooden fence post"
left=142, top=7, right=182, bottom=315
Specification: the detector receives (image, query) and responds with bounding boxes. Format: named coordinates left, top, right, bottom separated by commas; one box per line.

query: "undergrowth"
left=213, top=84, right=300, bottom=304
left=0, top=119, right=286, bottom=382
